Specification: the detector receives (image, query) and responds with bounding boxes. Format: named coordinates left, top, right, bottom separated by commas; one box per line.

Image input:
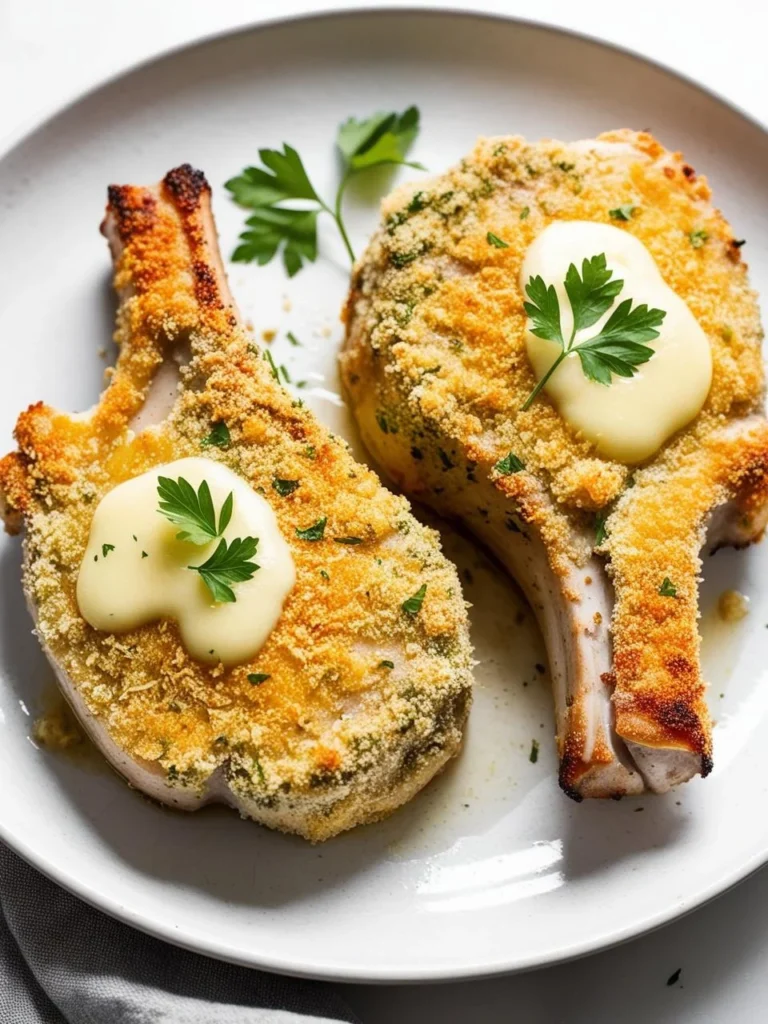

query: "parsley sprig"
left=157, top=476, right=259, bottom=604
left=521, top=253, right=666, bottom=410
left=226, top=107, right=423, bottom=275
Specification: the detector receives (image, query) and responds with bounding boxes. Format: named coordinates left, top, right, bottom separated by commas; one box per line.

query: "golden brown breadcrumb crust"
left=341, top=129, right=768, bottom=769
left=0, top=166, right=472, bottom=841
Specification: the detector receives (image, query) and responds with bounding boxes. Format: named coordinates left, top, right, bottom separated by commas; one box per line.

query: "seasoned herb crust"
left=0, top=165, right=473, bottom=841
left=342, top=130, right=768, bottom=774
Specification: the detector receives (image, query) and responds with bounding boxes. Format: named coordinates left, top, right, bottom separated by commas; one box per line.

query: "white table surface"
left=2, top=1, right=767, bottom=1021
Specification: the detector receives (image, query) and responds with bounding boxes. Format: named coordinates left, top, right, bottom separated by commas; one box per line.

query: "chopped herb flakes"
left=264, top=348, right=280, bottom=381
left=272, top=478, right=300, bottom=497
left=334, top=536, right=363, bottom=545
left=659, top=577, right=678, bottom=598
left=296, top=517, right=327, bottom=541
left=529, top=739, right=540, bottom=763
left=689, top=229, right=708, bottom=249
left=520, top=206, right=530, bottom=220
left=495, top=452, right=525, bottom=475
left=141, top=551, right=148, bottom=558
left=319, top=569, right=330, bottom=580
left=379, top=660, right=395, bottom=670
left=666, top=968, right=682, bottom=987
left=402, top=583, right=427, bottom=615
left=101, top=544, right=115, bottom=558
left=487, top=231, right=509, bottom=249
left=594, top=511, right=608, bottom=546
left=438, top=448, right=455, bottom=470
left=609, top=204, right=636, bottom=221
left=287, top=331, right=301, bottom=346
left=248, top=673, right=270, bottom=685
left=201, top=422, right=231, bottom=448
left=390, top=245, right=426, bottom=268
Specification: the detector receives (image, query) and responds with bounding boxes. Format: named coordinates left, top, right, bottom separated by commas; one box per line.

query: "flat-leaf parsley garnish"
left=402, top=583, right=427, bottom=615
left=189, top=536, right=260, bottom=604
left=521, top=253, right=666, bottom=410
left=296, top=517, right=327, bottom=542
left=157, top=477, right=233, bottom=546
left=659, top=577, right=678, bottom=598
left=226, top=107, right=423, bottom=273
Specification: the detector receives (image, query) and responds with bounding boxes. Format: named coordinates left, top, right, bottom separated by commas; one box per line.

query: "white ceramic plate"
left=2, top=8, right=768, bottom=983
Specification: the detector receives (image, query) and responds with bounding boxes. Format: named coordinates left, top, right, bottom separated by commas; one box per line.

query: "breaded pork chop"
left=0, top=165, right=472, bottom=841
left=342, top=130, right=768, bottom=799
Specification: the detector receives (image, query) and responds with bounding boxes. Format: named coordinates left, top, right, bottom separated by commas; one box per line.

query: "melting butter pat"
left=76, top=457, right=295, bottom=666
left=522, top=221, right=713, bottom=463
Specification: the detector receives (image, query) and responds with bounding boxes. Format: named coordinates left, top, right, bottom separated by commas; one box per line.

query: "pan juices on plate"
left=342, top=129, right=768, bottom=799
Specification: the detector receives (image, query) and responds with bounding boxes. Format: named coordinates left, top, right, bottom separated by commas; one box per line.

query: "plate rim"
left=2, top=2, right=768, bottom=984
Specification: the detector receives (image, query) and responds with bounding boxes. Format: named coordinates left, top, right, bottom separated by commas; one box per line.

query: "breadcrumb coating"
left=342, top=129, right=768, bottom=769
left=0, top=166, right=473, bottom=841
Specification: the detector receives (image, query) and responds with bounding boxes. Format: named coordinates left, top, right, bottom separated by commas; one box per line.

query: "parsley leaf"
left=337, top=106, right=423, bottom=171
left=102, top=543, right=115, bottom=558
left=523, top=275, right=563, bottom=346
left=272, top=479, right=299, bottom=497
left=227, top=108, right=422, bottom=273
left=495, top=452, right=525, bottom=475
left=487, top=231, right=509, bottom=249
left=565, top=254, right=624, bottom=333
left=236, top=208, right=318, bottom=278
left=402, top=583, right=427, bottom=615
left=521, top=253, right=666, bottom=409
left=157, top=476, right=232, bottom=546
left=296, top=518, right=327, bottom=542
left=189, top=536, right=260, bottom=604
left=659, top=577, right=678, bottom=598
left=201, top=422, right=231, bottom=448
left=689, top=229, right=708, bottom=249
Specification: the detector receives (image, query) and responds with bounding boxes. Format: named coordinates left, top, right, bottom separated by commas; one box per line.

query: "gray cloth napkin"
left=0, top=844, right=359, bottom=1024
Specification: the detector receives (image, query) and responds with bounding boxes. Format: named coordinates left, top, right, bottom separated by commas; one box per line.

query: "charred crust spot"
left=665, top=654, right=695, bottom=681
left=600, top=671, right=616, bottom=689
left=558, top=758, right=584, bottom=802
left=162, top=164, right=210, bottom=213
left=105, top=186, right=157, bottom=241
left=682, top=164, right=696, bottom=180
left=701, top=752, right=713, bottom=777
left=663, top=166, right=676, bottom=179
left=192, top=260, right=221, bottom=309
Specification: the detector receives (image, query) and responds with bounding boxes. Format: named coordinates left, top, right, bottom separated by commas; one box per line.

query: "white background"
left=2, top=2, right=768, bottom=1021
